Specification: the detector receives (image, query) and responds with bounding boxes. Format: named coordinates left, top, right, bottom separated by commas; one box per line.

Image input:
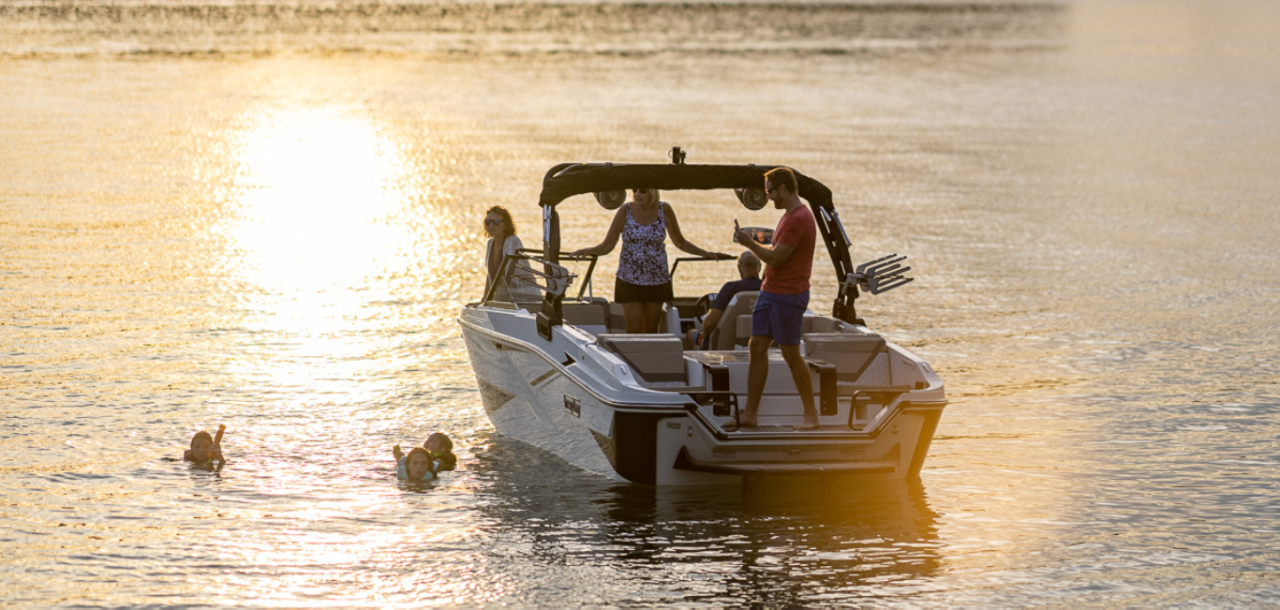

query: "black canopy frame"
left=530, top=162, right=866, bottom=339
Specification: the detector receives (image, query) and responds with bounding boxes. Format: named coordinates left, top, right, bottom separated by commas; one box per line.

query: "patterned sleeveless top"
left=617, top=203, right=670, bottom=286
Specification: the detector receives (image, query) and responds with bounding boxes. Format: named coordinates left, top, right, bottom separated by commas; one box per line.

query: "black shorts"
left=614, top=278, right=674, bottom=304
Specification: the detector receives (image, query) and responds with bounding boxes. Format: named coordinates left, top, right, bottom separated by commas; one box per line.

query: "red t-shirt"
left=762, top=204, right=816, bottom=295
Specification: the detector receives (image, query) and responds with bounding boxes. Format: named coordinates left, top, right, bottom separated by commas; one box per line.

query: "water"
left=3, top=0, right=1279, bottom=605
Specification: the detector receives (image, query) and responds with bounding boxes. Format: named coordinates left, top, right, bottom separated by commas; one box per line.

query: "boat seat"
left=722, top=312, right=849, bottom=350
left=661, top=302, right=684, bottom=337
left=802, top=332, right=886, bottom=383
left=608, top=302, right=626, bottom=333
left=598, top=334, right=686, bottom=383
left=734, top=316, right=754, bottom=348
left=562, top=301, right=609, bottom=335
left=801, top=315, right=843, bottom=334
left=710, top=291, right=758, bottom=350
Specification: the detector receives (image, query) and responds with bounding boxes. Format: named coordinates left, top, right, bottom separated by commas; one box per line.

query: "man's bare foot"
left=723, top=415, right=757, bottom=431
left=793, top=414, right=820, bottom=431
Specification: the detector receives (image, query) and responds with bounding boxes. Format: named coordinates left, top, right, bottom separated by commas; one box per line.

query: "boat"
left=458, top=151, right=947, bottom=485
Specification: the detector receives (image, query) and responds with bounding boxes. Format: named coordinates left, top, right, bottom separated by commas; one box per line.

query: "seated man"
left=688, top=251, right=762, bottom=349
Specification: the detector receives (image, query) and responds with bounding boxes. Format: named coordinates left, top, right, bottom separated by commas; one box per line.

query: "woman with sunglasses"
left=483, top=206, right=532, bottom=302
left=570, top=188, right=728, bottom=333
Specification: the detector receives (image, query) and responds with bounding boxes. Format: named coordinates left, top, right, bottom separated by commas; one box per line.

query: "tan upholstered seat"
left=710, top=291, right=758, bottom=350
left=562, top=302, right=607, bottom=328
left=803, top=332, right=886, bottom=383
left=734, top=316, right=753, bottom=348
left=608, top=302, right=626, bottom=333
left=801, top=315, right=842, bottom=335
left=661, top=302, right=684, bottom=337
left=598, top=334, right=687, bottom=383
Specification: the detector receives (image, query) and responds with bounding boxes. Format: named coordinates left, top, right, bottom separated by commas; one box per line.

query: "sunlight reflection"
left=212, top=105, right=419, bottom=402
left=211, top=482, right=497, bottom=606
left=229, top=106, right=407, bottom=288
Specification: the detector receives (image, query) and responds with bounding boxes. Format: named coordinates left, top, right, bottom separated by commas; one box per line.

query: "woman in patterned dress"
left=570, top=188, right=728, bottom=333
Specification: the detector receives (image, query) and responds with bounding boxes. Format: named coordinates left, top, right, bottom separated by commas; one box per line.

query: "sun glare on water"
left=211, top=105, right=420, bottom=403
left=228, top=106, right=408, bottom=288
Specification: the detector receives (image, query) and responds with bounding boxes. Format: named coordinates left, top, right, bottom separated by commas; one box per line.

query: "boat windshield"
left=483, top=250, right=580, bottom=310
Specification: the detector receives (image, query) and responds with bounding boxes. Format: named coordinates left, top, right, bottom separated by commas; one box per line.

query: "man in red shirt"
left=727, top=167, right=819, bottom=431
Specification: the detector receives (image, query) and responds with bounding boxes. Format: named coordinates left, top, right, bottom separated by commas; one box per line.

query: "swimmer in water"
left=423, top=432, right=457, bottom=472
left=184, top=426, right=225, bottom=466
left=393, top=445, right=437, bottom=482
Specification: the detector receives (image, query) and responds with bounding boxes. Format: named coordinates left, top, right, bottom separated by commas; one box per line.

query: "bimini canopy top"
left=532, top=159, right=870, bottom=325
left=537, top=163, right=834, bottom=210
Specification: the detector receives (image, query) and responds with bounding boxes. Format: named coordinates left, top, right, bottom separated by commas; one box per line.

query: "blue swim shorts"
left=751, top=290, right=809, bottom=346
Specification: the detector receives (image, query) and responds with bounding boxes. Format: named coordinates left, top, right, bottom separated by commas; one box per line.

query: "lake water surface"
left=3, top=0, right=1279, bottom=605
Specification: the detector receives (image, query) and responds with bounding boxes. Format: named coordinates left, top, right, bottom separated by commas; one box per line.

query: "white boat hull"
left=460, top=305, right=947, bottom=486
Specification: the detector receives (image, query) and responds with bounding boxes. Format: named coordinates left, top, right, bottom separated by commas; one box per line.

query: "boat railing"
left=482, top=249, right=579, bottom=306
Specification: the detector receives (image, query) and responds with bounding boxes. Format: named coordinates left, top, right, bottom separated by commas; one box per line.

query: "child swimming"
left=423, top=432, right=457, bottom=472
left=393, top=445, right=437, bottom=482
left=184, top=424, right=225, bottom=465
